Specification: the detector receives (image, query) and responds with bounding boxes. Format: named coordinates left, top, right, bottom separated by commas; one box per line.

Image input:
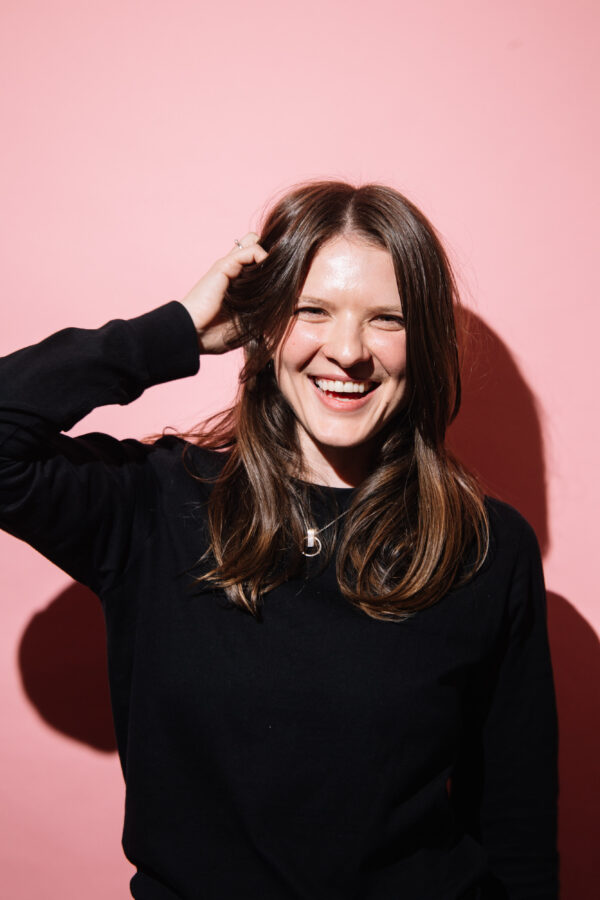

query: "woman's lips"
left=309, top=376, right=379, bottom=410
left=312, top=376, right=376, bottom=395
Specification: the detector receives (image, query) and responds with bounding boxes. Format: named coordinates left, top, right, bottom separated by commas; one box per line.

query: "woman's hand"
left=179, top=233, right=267, bottom=354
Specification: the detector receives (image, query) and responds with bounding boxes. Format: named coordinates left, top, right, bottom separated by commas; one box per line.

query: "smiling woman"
left=0, top=180, right=558, bottom=899
left=184, top=181, right=487, bottom=622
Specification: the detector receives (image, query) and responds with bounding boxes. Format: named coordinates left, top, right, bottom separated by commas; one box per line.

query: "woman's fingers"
left=228, top=232, right=267, bottom=260
left=220, top=236, right=268, bottom=277
left=229, top=231, right=261, bottom=252
left=180, top=231, right=267, bottom=354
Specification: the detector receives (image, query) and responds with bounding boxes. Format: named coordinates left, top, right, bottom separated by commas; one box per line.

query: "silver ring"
left=233, top=239, right=243, bottom=250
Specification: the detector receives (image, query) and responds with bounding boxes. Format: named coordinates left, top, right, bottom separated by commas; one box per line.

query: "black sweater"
left=0, top=301, right=558, bottom=900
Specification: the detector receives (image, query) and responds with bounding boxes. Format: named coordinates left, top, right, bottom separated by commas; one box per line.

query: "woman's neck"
left=297, top=433, right=377, bottom=488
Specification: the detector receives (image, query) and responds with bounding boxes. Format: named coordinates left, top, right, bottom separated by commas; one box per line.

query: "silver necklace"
left=301, top=507, right=351, bottom=557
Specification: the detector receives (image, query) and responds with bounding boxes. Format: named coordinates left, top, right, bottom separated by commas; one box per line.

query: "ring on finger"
left=233, top=238, right=243, bottom=250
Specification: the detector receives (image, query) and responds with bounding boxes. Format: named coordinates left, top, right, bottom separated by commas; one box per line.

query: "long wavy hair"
left=182, top=180, right=489, bottom=622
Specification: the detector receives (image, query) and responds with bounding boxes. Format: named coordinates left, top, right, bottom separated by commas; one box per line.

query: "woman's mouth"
left=311, top=377, right=377, bottom=398
left=309, top=377, right=379, bottom=409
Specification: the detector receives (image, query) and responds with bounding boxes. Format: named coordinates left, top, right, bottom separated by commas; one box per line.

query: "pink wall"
left=1, top=1, right=598, bottom=896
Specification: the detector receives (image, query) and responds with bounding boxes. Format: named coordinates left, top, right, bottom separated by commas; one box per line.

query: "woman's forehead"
left=302, top=236, right=400, bottom=304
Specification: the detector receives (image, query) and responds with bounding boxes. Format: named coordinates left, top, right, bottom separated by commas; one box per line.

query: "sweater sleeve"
left=0, top=301, right=200, bottom=594
left=478, top=518, right=559, bottom=899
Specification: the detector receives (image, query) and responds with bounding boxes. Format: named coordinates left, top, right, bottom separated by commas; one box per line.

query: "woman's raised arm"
left=0, top=234, right=266, bottom=593
left=0, top=300, right=200, bottom=594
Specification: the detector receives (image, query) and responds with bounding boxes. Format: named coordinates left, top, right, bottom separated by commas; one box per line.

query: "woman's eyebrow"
left=368, top=304, right=404, bottom=315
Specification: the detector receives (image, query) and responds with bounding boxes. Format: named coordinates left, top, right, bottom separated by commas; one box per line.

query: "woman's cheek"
left=370, top=332, right=407, bottom=375
left=280, top=325, right=323, bottom=367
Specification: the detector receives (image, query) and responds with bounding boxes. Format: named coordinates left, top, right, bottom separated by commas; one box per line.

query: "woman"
left=0, top=181, right=558, bottom=899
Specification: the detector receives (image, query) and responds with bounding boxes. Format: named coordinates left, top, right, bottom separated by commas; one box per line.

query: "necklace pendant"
left=302, top=528, right=322, bottom=557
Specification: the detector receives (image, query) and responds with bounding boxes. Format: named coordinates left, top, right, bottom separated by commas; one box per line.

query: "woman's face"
left=274, top=235, right=407, bottom=486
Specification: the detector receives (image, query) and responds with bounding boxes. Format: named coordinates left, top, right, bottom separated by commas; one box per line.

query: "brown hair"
left=183, top=180, right=489, bottom=621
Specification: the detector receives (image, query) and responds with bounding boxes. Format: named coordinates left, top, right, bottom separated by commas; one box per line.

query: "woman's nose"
left=323, top=318, right=370, bottom=369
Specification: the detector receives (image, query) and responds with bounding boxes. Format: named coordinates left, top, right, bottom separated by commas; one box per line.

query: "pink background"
left=1, top=1, right=598, bottom=896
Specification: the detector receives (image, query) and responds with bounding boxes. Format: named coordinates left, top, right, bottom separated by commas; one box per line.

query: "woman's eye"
left=374, top=314, right=405, bottom=328
left=294, top=306, right=327, bottom=317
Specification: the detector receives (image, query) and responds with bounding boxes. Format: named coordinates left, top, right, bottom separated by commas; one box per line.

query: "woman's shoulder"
left=473, top=495, right=543, bottom=588
left=483, top=495, right=541, bottom=555
left=146, top=433, right=230, bottom=481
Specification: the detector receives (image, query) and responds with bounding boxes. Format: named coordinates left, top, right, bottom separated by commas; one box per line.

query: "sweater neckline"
left=290, top=476, right=357, bottom=495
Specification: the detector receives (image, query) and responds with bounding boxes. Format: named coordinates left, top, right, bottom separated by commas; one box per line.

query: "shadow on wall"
left=17, top=309, right=599, bottom=896
left=448, top=307, right=548, bottom=551
left=546, top=590, right=600, bottom=898
left=19, top=582, right=116, bottom=753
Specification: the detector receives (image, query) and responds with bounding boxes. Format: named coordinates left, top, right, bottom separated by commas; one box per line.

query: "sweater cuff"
left=127, top=301, right=200, bottom=387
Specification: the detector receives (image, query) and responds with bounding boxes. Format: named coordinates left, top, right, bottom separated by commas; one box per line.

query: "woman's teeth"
left=313, top=378, right=374, bottom=395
